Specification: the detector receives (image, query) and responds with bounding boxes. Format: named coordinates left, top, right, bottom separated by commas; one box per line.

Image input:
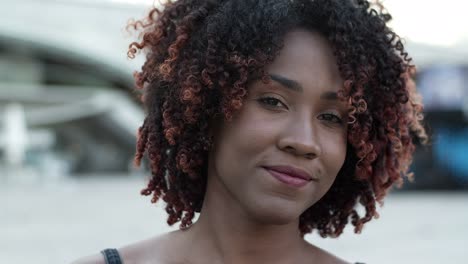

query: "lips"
left=262, top=165, right=317, bottom=188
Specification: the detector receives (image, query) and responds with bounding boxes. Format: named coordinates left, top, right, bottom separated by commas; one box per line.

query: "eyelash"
left=257, top=96, right=343, bottom=124
left=318, top=113, right=343, bottom=124
left=257, top=96, right=286, bottom=109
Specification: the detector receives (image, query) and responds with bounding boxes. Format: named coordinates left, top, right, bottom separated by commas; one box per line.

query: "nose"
left=277, top=118, right=322, bottom=159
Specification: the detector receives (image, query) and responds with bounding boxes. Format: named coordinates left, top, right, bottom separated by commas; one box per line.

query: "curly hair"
left=127, top=0, right=428, bottom=238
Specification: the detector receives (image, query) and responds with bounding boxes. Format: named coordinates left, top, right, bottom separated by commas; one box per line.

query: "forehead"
left=265, top=29, right=343, bottom=93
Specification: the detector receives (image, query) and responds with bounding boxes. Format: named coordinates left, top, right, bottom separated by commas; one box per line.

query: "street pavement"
left=1, top=175, right=467, bottom=264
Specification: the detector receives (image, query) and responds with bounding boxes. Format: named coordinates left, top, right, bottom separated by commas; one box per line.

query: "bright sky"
left=110, top=0, right=468, bottom=48
left=384, top=0, right=468, bottom=47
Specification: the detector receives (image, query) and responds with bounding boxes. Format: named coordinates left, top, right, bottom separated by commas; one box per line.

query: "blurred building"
left=0, top=0, right=467, bottom=189
left=0, top=0, right=147, bottom=177
left=409, top=65, right=468, bottom=189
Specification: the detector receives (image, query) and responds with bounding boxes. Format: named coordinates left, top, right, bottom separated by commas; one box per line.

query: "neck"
left=184, top=172, right=307, bottom=264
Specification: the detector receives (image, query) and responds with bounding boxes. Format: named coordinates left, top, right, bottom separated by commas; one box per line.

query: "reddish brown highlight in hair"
left=128, top=0, right=428, bottom=237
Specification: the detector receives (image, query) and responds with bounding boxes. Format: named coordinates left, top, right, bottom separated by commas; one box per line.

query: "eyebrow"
left=269, top=74, right=303, bottom=92
left=269, top=74, right=339, bottom=101
left=320, top=91, right=339, bottom=101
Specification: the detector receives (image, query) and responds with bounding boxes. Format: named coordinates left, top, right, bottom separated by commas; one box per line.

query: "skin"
left=72, top=29, right=351, bottom=264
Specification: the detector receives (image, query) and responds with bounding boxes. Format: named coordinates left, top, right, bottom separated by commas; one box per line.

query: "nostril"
left=284, top=146, right=295, bottom=153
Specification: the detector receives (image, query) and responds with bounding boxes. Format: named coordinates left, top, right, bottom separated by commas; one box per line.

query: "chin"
left=246, top=200, right=302, bottom=225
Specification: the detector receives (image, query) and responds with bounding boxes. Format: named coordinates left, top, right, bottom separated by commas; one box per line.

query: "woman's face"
left=207, top=29, right=348, bottom=224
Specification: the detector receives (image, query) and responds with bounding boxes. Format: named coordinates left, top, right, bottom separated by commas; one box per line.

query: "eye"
left=318, top=113, right=343, bottom=124
left=257, top=96, right=288, bottom=109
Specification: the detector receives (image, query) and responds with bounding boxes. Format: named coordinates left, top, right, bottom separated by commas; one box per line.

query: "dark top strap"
left=100, top=248, right=123, bottom=264
left=99, top=248, right=363, bottom=264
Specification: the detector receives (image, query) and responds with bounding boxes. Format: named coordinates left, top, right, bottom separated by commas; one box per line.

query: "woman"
left=74, top=0, right=427, bottom=263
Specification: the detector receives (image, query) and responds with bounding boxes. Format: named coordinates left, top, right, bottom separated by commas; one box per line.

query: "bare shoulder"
left=117, top=233, right=173, bottom=264
left=70, top=232, right=177, bottom=264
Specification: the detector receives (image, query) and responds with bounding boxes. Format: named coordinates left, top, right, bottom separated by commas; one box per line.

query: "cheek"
left=212, top=106, right=279, bottom=184
left=219, top=106, right=278, bottom=160
left=323, top=135, right=347, bottom=179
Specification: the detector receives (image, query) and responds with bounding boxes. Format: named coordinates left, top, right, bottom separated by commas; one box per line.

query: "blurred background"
left=0, top=0, right=467, bottom=263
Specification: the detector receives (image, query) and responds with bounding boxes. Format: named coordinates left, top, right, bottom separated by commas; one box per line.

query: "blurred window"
left=418, top=65, right=468, bottom=111
left=0, top=42, right=113, bottom=88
